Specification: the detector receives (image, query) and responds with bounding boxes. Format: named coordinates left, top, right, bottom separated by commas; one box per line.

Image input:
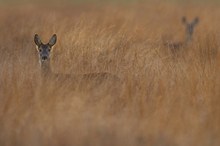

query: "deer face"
left=34, top=34, right=57, bottom=63
left=182, top=17, right=199, bottom=42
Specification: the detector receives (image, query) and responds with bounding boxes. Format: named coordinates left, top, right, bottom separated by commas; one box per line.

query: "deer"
left=164, top=16, right=199, bottom=53
left=34, top=34, right=122, bottom=94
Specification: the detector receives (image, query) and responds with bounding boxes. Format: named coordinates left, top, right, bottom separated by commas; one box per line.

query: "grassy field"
left=0, top=1, right=220, bottom=146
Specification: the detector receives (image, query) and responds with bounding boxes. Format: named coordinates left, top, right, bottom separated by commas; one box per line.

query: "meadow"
left=0, top=1, right=220, bottom=146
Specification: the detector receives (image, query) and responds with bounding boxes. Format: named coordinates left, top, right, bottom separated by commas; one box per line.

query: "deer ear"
left=182, top=16, right=187, bottom=24
left=48, top=34, right=57, bottom=47
left=193, top=17, right=199, bottom=25
left=34, top=34, right=42, bottom=47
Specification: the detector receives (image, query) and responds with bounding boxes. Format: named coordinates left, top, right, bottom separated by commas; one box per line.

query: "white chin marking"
left=36, top=46, right=40, bottom=52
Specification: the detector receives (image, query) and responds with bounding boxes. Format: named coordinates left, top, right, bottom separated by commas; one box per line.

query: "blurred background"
left=0, top=0, right=220, bottom=5
left=0, top=0, right=220, bottom=146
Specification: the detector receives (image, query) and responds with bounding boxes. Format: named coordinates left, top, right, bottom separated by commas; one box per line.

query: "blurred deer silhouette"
left=164, top=16, right=199, bottom=52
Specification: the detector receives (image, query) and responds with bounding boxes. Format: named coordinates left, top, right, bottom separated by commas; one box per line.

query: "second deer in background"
left=165, top=16, right=199, bottom=52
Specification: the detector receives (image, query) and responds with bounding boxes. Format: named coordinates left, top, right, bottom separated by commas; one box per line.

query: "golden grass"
left=0, top=2, right=220, bottom=146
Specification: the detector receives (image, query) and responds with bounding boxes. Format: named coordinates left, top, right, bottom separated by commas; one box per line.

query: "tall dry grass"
left=0, top=2, right=220, bottom=146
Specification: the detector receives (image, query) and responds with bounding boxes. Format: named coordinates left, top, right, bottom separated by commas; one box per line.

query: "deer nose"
left=42, top=56, right=48, bottom=60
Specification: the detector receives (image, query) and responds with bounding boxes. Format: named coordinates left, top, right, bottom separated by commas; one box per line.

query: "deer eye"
left=39, top=49, right=42, bottom=52
left=48, top=49, right=51, bottom=52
